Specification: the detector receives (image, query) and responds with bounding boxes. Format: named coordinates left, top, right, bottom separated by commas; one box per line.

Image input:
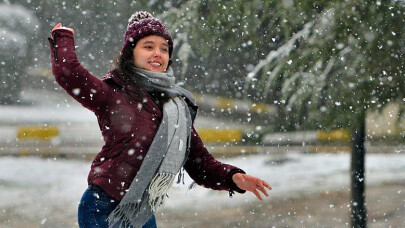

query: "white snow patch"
left=0, top=152, right=404, bottom=217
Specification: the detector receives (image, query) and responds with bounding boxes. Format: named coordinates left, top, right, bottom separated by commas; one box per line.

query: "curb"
left=0, top=124, right=356, bottom=160
left=193, top=93, right=276, bottom=115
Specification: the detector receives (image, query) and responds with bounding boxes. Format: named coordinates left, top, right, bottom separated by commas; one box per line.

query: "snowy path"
left=0, top=152, right=404, bottom=227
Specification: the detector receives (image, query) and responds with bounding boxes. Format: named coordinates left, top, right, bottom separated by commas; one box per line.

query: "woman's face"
left=133, top=35, right=170, bottom=73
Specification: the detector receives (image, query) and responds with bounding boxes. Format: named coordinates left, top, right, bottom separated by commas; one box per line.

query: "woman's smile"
left=133, top=35, right=169, bottom=72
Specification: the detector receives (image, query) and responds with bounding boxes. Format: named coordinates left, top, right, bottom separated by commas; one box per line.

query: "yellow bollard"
left=17, top=126, right=59, bottom=141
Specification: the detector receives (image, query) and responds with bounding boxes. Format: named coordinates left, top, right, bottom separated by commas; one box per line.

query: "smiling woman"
left=133, top=36, right=170, bottom=72
left=48, top=11, right=271, bottom=228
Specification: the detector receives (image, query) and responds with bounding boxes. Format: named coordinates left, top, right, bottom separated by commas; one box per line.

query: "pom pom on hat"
left=127, top=11, right=154, bottom=27
left=121, top=11, right=173, bottom=57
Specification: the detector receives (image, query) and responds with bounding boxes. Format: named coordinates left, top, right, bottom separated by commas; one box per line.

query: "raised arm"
left=48, top=23, right=111, bottom=112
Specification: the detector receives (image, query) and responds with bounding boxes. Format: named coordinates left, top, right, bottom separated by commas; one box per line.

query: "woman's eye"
left=161, top=48, right=168, bottom=52
left=145, top=46, right=153, bottom=49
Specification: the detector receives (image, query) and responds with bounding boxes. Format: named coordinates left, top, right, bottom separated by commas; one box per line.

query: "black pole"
left=351, top=112, right=367, bottom=228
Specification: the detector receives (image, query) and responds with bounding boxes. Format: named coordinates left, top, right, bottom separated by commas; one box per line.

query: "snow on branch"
left=243, top=22, right=313, bottom=93
left=157, top=0, right=199, bottom=79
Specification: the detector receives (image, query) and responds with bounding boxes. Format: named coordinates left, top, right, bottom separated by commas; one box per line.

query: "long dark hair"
left=114, top=46, right=138, bottom=87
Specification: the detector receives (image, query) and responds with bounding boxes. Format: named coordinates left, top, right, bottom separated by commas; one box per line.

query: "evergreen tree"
left=245, top=1, right=405, bottom=227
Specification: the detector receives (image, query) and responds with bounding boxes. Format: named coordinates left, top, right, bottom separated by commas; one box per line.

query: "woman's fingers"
left=257, top=184, right=269, bottom=197
left=51, top=23, right=62, bottom=39
left=248, top=179, right=271, bottom=200
left=51, top=23, right=75, bottom=36
left=52, top=23, right=62, bottom=32
left=262, top=180, right=272, bottom=190
left=252, top=189, right=263, bottom=201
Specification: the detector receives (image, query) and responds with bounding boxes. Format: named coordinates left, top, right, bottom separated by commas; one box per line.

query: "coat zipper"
left=48, top=34, right=58, bottom=62
left=48, top=32, right=72, bottom=62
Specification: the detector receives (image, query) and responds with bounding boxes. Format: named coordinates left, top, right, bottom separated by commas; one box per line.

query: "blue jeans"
left=78, top=185, right=157, bottom=228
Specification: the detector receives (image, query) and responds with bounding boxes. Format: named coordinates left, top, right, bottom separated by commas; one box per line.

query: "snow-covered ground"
left=0, top=151, right=404, bottom=224
left=1, top=90, right=405, bottom=226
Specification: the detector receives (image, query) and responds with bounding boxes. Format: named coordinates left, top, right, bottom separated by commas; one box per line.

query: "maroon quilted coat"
left=48, top=29, right=245, bottom=201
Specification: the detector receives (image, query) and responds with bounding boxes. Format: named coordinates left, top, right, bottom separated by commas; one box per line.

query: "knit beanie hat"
left=121, top=11, right=174, bottom=58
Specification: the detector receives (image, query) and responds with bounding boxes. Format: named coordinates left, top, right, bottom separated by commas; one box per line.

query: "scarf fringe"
left=148, top=172, right=175, bottom=212
left=176, top=168, right=186, bottom=184
left=107, top=202, right=140, bottom=228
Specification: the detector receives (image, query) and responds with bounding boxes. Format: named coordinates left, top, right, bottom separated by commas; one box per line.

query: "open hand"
left=51, top=23, right=74, bottom=38
left=232, top=173, right=272, bottom=201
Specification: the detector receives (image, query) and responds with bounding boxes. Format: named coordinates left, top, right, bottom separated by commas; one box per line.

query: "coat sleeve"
left=48, top=29, right=111, bottom=112
left=184, top=125, right=246, bottom=195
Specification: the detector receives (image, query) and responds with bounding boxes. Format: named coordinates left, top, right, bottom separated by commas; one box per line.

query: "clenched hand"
left=51, top=23, right=74, bottom=38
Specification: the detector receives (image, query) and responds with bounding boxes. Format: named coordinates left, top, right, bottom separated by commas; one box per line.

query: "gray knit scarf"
left=107, top=67, right=195, bottom=227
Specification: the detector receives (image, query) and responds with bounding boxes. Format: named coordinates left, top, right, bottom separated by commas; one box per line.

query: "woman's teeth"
left=150, top=62, right=161, bottom=66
